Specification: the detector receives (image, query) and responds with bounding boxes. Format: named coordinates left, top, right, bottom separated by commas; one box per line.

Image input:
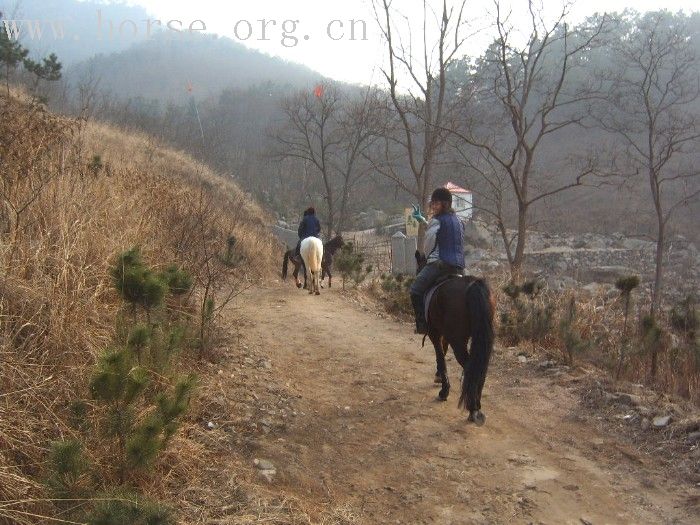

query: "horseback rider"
left=295, top=206, right=321, bottom=257
left=410, top=187, right=465, bottom=334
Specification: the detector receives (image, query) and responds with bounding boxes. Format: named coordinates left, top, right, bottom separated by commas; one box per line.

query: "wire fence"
left=349, top=234, right=392, bottom=275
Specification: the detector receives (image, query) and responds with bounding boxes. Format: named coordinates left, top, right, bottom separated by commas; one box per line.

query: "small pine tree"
left=89, top=348, right=149, bottom=473
left=45, top=439, right=88, bottom=498
left=125, top=374, right=195, bottom=469
left=670, top=295, right=698, bottom=336
left=616, top=275, right=640, bottom=333
left=222, top=235, right=242, bottom=267
left=86, top=492, right=174, bottom=525
left=503, top=282, right=520, bottom=300
left=24, top=52, right=62, bottom=81
left=111, top=247, right=169, bottom=320
left=334, top=242, right=370, bottom=289
left=520, top=279, right=544, bottom=299
left=127, top=324, right=151, bottom=363
left=558, top=296, right=588, bottom=365
left=159, top=265, right=192, bottom=296
left=88, top=154, right=104, bottom=175
left=641, top=314, right=663, bottom=379
left=0, top=14, right=29, bottom=94
left=670, top=295, right=699, bottom=373
left=68, top=399, right=90, bottom=432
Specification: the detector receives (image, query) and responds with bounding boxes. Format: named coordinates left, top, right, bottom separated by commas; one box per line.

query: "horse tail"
left=458, top=279, right=495, bottom=411
left=282, top=251, right=289, bottom=279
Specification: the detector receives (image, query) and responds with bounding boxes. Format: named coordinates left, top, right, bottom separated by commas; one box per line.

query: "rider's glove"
left=411, top=204, right=428, bottom=225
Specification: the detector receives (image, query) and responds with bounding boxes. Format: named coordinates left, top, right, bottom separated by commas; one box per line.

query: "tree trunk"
left=650, top=210, right=664, bottom=379
left=337, top=174, right=351, bottom=235
left=323, top=182, right=335, bottom=239
left=510, top=203, right=528, bottom=281
left=416, top=178, right=430, bottom=253
left=650, top=203, right=664, bottom=320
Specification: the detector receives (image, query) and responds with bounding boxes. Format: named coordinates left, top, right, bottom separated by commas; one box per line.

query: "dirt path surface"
left=231, top=284, right=698, bottom=524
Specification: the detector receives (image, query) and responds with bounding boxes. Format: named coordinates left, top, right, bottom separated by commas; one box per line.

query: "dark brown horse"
left=416, top=252, right=495, bottom=425
left=282, top=236, right=344, bottom=289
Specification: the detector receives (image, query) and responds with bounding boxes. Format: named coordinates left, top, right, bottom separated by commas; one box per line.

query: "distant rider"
left=409, top=187, right=465, bottom=334
left=295, top=206, right=321, bottom=257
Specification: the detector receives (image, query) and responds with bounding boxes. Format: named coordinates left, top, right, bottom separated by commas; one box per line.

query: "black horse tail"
left=458, top=279, right=495, bottom=411
left=282, top=251, right=290, bottom=279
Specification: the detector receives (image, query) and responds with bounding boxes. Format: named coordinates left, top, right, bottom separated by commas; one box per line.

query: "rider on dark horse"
left=410, top=187, right=465, bottom=334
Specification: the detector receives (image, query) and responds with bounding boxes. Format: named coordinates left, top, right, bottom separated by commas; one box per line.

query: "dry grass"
left=0, top=93, right=288, bottom=524
left=493, top=273, right=700, bottom=404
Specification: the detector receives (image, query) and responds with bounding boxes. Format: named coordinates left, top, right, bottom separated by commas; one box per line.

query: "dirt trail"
left=232, top=284, right=697, bottom=524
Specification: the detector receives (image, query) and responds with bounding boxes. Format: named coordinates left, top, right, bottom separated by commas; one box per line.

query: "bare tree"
left=372, top=0, right=470, bottom=247
left=591, top=12, right=700, bottom=331
left=271, top=85, right=385, bottom=235
left=271, top=85, right=343, bottom=236
left=447, top=1, right=608, bottom=278
left=335, top=88, right=386, bottom=232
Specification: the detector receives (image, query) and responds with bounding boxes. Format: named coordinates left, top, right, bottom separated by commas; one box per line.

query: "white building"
left=445, top=182, right=473, bottom=221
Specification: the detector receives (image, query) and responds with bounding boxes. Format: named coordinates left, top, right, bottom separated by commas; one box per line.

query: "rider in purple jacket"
left=410, top=188, right=465, bottom=334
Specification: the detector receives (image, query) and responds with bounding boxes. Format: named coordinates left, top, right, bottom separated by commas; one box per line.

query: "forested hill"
left=65, top=32, right=323, bottom=102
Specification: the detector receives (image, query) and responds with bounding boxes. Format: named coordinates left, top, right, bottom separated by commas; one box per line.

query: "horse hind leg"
left=449, top=337, right=485, bottom=425
left=429, top=333, right=450, bottom=401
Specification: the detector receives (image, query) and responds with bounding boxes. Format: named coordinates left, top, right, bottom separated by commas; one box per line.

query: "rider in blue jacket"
left=295, top=207, right=321, bottom=256
left=410, top=187, right=465, bottom=334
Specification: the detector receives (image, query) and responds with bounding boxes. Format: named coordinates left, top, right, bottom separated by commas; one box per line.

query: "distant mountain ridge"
left=2, top=0, right=326, bottom=102
left=0, top=0, right=150, bottom=63
left=65, top=31, right=324, bottom=102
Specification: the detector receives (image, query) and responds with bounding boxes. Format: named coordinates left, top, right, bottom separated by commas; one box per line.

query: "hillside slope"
left=0, top=93, right=279, bottom=524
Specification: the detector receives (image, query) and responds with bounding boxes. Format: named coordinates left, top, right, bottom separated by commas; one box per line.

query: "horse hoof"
left=438, top=390, right=449, bottom=402
left=315, top=291, right=320, bottom=296
left=468, top=411, right=486, bottom=426
left=296, top=283, right=302, bottom=289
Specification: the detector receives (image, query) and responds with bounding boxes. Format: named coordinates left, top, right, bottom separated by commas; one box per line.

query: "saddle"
left=423, top=273, right=464, bottom=322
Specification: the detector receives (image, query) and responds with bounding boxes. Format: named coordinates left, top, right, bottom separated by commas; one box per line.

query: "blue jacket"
left=298, top=214, right=321, bottom=240
left=425, top=212, right=464, bottom=268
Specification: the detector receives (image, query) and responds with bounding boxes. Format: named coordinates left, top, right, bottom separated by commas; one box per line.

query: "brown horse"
left=282, top=236, right=344, bottom=289
left=416, top=252, right=496, bottom=425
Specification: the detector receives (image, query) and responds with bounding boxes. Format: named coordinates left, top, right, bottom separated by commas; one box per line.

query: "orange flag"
left=313, top=84, right=324, bottom=98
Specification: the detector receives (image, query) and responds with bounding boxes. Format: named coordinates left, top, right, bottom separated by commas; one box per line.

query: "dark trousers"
left=410, top=261, right=463, bottom=297
left=410, top=261, right=462, bottom=332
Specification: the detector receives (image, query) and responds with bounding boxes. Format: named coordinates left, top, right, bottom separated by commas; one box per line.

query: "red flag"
left=313, top=84, right=324, bottom=98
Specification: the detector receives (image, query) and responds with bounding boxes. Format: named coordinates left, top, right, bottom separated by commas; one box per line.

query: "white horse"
left=300, top=237, right=323, bottom=295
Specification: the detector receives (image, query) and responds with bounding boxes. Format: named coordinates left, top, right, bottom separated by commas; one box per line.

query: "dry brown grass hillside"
left=0, top=92, right=280, bottom=524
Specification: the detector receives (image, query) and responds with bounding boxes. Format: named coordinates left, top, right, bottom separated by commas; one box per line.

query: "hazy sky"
left=126, top=0, right=699, bottom=85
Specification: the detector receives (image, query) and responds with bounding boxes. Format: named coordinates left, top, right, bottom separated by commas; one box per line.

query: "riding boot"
left=410, top=293, right=428, bottom=335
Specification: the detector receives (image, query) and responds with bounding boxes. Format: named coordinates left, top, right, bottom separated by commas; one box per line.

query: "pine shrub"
left=335, top=242, right=371, bottom=289
left=86, top=492, right=174, bottom=525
